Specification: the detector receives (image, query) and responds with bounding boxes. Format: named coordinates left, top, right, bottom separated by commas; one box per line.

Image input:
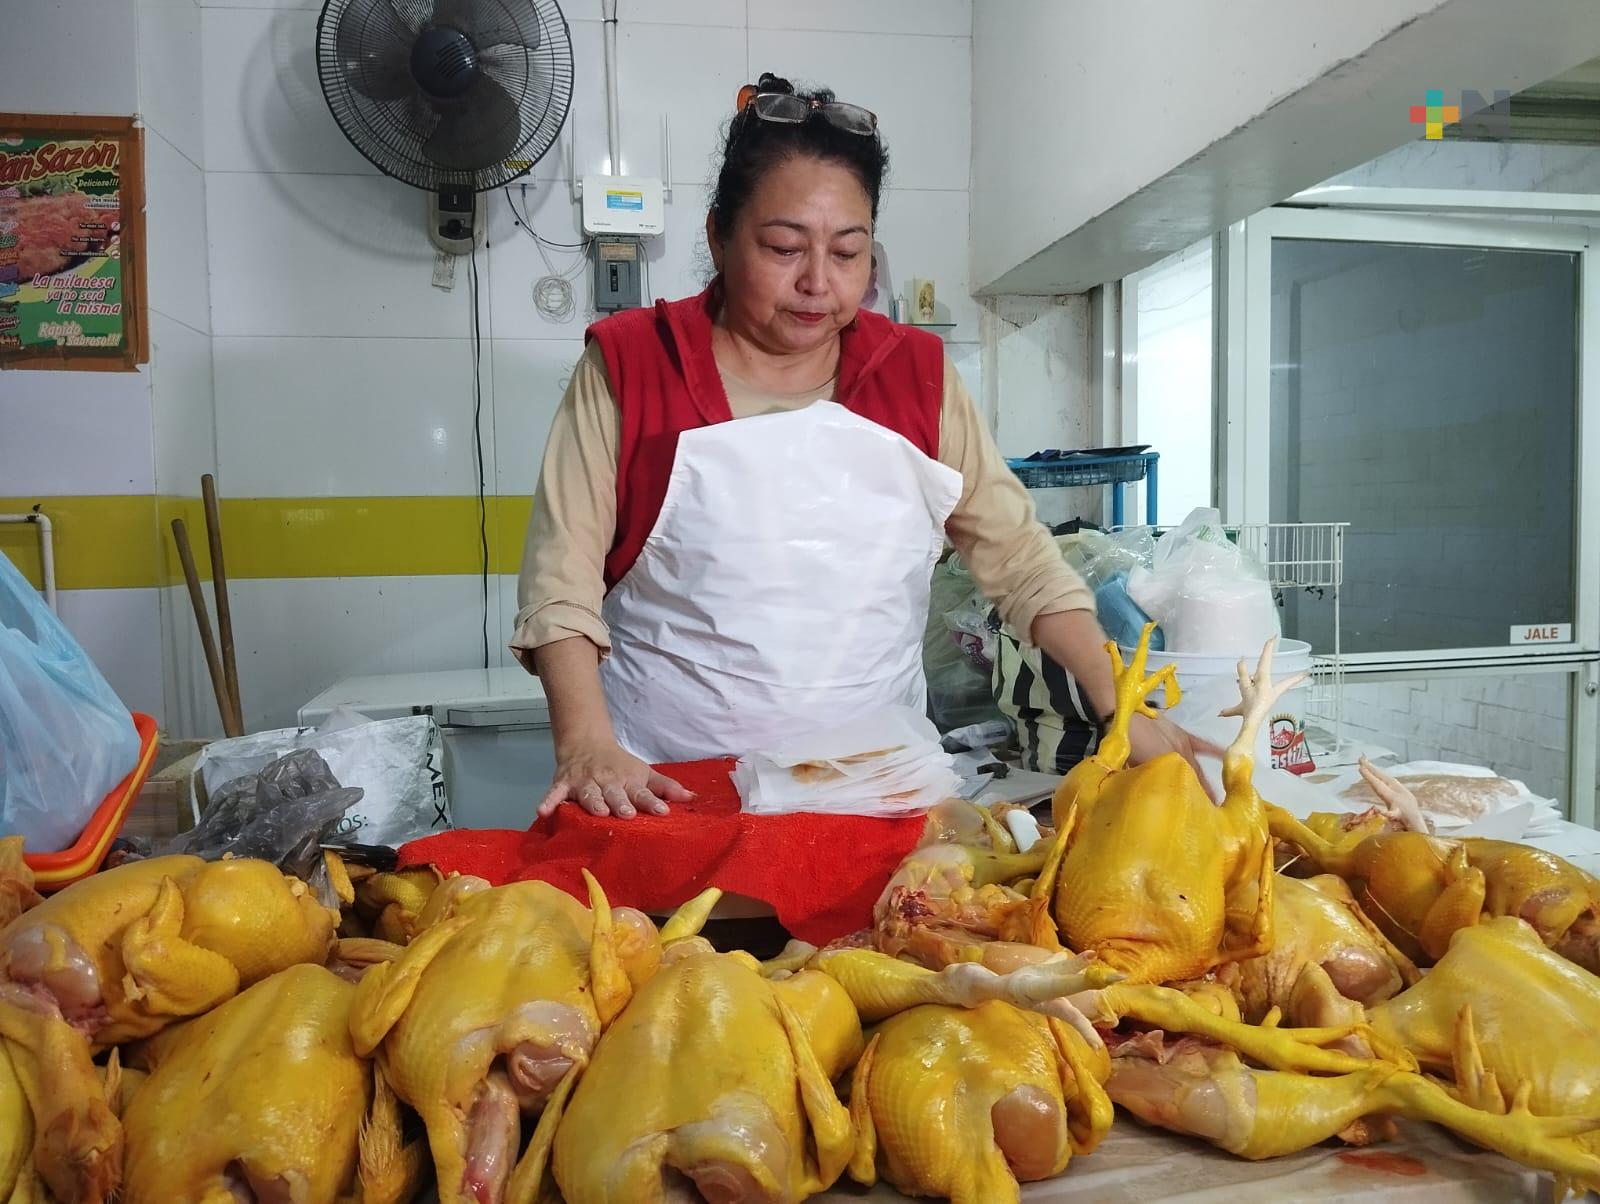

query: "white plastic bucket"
left=1118, top=638, right=1317, bottom=776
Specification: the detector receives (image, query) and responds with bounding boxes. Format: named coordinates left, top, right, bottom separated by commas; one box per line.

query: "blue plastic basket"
left=1005, top=451, right=1160, bottom=527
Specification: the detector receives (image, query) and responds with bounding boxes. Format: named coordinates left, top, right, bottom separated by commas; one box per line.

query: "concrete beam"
left=971, top=0, right=1600, bottom=295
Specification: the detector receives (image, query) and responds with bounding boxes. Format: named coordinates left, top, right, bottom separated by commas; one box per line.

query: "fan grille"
left=317, top=0, right=573, bottom=192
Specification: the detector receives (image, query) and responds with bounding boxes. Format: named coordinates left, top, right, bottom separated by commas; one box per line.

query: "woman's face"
left=708, top=155, right=874, bottom=356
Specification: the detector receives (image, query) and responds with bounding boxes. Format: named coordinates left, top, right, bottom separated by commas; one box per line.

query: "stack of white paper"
left=734, top=706, right=960, bottom=817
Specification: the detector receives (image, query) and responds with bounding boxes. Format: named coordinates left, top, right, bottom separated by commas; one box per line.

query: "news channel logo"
left=1410, top=89, right=1512, bottom=140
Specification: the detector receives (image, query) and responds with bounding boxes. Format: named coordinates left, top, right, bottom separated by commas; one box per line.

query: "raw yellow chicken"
left=1225, top=873, right=1419, bottom=1030
left=121, top=963, right=375, bottom=1204
left=551, top=950, right=858, bottom=1204
left=350, top=872, right=709, bottom=1204
left=351, top=867, right=451, bottom=944
left=0, top=839, right=41, bottom=929
left=848, top=1000, right=1111, bottom=1204
left=872, top=837, right=1052, bottom=973
left=1087, top=916, right=1600, bottom=1189
left=0, top=855, right=337, bottom=1203
left=0, top=854, right=337, bottom=1046
left=1031, top=628, right=1297, bottom=984
left=1270, top=759, right=1600, bottom=971
left=1105, top=1031, right=1600, bottom=1183
left=1367, top=916, right=1600, bottom=1192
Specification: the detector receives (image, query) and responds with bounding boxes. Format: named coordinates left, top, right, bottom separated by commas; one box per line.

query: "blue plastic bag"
left=0, top=549, right=139, bottom=851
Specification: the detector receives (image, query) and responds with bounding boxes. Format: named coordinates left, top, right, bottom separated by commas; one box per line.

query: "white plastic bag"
left=1128, top=508, right=1280, bottom=656
left=0, top=550, right=139, bottom=851
left=191, top=713, right=450, bottom=847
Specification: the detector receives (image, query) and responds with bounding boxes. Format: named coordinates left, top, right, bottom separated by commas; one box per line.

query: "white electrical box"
left=581, top=175, right=666, bottom=236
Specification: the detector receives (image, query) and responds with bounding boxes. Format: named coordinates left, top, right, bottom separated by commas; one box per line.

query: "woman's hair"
left=708, top=72, right=890, bottom=241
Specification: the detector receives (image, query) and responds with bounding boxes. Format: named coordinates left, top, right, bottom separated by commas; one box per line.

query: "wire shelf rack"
left=1231, top=523, right=1348, bottom=756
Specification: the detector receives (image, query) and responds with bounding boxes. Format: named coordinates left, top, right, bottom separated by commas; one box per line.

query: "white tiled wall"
left=0, top=0, right=192, bottom=725
left=143, top=0, right=220, bottom=734
left=0, top=369, right=155, bottom=495
left=0, top=0, right=141, bottom=115
left=226, top=575, right=493, bottom=732
left=195, top=0, right=982, bottom=729
left=1338, top=675, right=1571, bottom=803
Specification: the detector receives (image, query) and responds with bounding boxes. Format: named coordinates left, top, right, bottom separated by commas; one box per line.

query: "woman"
left=514, top=74, right=1208, bottom=819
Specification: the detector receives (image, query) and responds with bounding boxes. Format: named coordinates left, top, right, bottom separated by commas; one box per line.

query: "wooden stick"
left=172, top=517, right=239, bottom=738
left=201, top=474, right=243, bottom=736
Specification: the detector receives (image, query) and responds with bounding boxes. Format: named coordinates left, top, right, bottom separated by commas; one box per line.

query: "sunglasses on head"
left=735, top=83, right=878, bottom=137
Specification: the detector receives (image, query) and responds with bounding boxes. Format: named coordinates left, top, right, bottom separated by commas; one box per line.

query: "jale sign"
left=1511, top=623, right=1572, bottom=645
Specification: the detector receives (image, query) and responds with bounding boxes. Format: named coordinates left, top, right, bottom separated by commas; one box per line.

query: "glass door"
left=1222, top=205, right=1600, bottom=822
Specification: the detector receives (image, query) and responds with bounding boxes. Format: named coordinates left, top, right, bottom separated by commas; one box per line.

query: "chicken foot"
left=1071, top=982, right=1415, bottom=1076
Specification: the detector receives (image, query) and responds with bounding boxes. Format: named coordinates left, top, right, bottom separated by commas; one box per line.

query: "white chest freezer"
left=299, top=667, right=554, bottom=831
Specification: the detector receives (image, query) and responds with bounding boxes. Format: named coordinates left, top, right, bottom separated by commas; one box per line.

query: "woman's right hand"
left=538, top=739, right=694, bottom=820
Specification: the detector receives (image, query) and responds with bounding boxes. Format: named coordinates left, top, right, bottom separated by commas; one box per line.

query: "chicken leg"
left=813, top=946, right=1117, bottom=1045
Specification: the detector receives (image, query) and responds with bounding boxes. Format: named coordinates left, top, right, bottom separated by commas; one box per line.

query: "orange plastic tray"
left=23, top=711, right=159, bottom=892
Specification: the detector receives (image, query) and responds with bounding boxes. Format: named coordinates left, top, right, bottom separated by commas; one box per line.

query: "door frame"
left=1218, top=195, right=1600, bottom=823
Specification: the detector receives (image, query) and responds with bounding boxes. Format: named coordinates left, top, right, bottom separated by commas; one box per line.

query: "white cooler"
left=298, top=667, right=555, bottom=831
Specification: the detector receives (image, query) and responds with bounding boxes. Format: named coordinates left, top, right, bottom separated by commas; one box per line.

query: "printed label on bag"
left=1270, top=713, right=1315, bottom=776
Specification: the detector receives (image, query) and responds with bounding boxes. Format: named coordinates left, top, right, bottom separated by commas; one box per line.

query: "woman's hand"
left=538, top=738, right=694, bottom=820
left=1128, top=712, right=1224, bottom=801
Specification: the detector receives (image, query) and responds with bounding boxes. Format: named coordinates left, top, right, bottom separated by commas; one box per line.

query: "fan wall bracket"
left=429, top=187, right=486, bottom=255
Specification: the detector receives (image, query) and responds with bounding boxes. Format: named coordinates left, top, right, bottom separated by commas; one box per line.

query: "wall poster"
left=0, top=114, right=148, bottom=371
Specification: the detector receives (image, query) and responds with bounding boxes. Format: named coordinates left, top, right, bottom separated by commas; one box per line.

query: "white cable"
left=534, top=273, right=576, bottom=321
left=507, top=185, right=591, bottom=323
left=532, top=234, right=589, bottom=321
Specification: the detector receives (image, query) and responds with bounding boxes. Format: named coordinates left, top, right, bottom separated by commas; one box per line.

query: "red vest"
left=586, top=284, right=946, bottom=590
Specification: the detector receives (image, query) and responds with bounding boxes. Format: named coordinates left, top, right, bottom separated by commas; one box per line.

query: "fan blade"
left=430, top=0, right=540, bottom=53
left=336, top=0, right=418, bottom=102
left=422, top=72, right=522, bottom=170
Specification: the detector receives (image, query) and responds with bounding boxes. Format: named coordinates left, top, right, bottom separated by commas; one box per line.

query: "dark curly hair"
left=708, top=72, right=890, bottom=242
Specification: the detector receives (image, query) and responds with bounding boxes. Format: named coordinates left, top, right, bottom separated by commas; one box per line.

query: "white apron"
left=601, top=401, right=963, bottom=763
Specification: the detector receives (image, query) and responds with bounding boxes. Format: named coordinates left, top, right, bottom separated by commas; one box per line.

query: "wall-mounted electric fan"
left=316, top=0, right=573, bottom=252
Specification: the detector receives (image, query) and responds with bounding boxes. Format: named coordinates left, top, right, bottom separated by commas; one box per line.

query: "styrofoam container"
left=1121, top=639, right=1317, bottom=776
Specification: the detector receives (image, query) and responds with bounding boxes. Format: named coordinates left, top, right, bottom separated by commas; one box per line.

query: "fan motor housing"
left=410, top=25, right=478, bottom=98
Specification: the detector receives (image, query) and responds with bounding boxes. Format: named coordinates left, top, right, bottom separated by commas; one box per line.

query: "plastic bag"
left=924, top=554, right=1002, bottom=730
left=0, top=550, right=140, bottom=851
left=1127, top=507, right=1279, bottom=656
left=937, top=551, right=999, bottom=677
left=1061, top=527, right=1155, bottom=592
left=189, top=713, right=450, bottom=849
left=162, top=748, right=363, bottom=884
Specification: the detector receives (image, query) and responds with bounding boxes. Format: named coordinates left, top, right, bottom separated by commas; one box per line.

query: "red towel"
left=395, top=759, right=924, bottom=946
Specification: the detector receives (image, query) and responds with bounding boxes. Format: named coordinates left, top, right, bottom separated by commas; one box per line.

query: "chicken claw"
left=1072, top=982, right=1413, bottom=1075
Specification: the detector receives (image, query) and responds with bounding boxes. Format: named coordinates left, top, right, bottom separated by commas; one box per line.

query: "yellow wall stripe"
left=0, top=495, right=537, bottom=590
left=0, top=496, right=161, bottom=590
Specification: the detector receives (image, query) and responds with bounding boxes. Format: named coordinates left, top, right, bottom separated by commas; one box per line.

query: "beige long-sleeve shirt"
left=511, top=340, right=1092, bottom=668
